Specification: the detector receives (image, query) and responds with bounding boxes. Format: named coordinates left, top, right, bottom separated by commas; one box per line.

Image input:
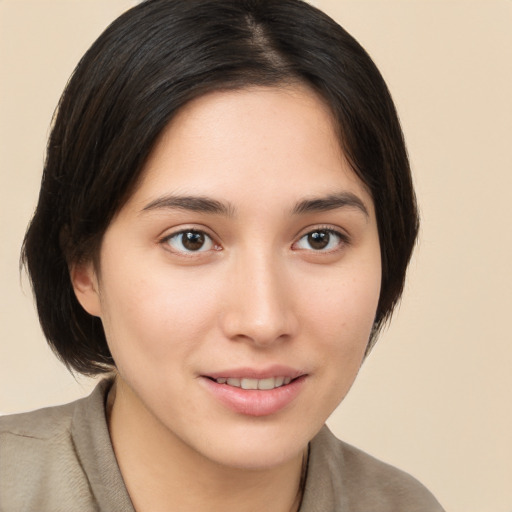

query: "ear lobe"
left=70, top=262, right=102, bottom=317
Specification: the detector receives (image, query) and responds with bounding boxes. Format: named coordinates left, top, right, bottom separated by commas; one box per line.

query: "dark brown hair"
left=22, top=0, right=418, bottom=374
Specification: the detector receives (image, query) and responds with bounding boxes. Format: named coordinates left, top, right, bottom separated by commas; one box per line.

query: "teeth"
left=215, top=376, right=293, bottom=390
left=257, top=377, right=276, bottom=390
left=241, top=378, right=258, bottom=390
left=274, top=376, right=285, bottom=387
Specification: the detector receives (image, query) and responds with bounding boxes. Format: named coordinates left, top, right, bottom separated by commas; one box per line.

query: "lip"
left=205, top=365, right=305, bottom=380
left=200, top=366, right=307, bottom=417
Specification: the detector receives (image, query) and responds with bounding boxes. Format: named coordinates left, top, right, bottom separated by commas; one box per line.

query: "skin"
left=72, top=85, right=382, bottom=512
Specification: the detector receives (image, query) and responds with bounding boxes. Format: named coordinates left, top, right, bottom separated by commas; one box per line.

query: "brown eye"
left=294, top=229, right=345, bottom=252
left=307, top=231, right=330, bottom=250
left=165, top=230, right=214, bottom=253
left=182, top=231, right=206, bottom=251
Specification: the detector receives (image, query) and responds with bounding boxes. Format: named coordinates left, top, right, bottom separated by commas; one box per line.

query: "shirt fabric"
left=0, top=379, right=445, bottom=511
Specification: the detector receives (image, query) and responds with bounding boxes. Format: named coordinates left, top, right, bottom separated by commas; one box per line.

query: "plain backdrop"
left=1, top=1, right=511, bottom=511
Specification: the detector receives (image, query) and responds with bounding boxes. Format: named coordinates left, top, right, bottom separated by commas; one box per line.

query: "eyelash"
left=161, top=229, right=219, bottom=255
left=160, top=226, right=349, bottom=255
left=293, top=227, right=349, bottom=253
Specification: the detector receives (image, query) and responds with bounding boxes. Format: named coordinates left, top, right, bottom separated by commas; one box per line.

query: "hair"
left=22, top=0, right=419, bottom=375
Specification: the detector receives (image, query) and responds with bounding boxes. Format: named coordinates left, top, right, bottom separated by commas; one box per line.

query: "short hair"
left=22, top=0, right=419, bottom=375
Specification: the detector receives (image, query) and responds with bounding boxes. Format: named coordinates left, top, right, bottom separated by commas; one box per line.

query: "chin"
left=208, top=444, right=303, bottom=471
left=189, top=421, right=313, bottom=471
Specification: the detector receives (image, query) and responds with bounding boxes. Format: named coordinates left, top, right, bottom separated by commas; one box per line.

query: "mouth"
left=201, top=370, right=307, bottom=416
left=206, top=376, right=294, bottom=390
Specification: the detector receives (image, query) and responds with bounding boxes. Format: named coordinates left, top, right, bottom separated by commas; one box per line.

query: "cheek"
left=299, top=259, right=381, bottom=392
left=97, top=261, right=221, bottom=372
left=302, top=262, right=381, bottom=339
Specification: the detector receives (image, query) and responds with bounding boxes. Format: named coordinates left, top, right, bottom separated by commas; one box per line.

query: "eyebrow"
left=142, top=195, right=235, bottom=216
left=291, top=192, right=369, bottom=217
left=141, top=191, right=368, bottom=218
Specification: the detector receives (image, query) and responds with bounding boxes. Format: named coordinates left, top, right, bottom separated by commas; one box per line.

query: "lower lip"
left=201, top=376, right=306, bottom=417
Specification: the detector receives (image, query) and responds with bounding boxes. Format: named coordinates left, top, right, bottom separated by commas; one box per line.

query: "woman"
left=0, top=0, right=444, bottom=510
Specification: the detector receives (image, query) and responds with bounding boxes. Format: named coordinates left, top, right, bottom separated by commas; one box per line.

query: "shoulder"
left=0, top=381, right=113, bottom=512
left=301, top=426, right=445, bottom=512
left=0, top=398, right=75, bottom=439
left=0, top=399, right=77, bottom=478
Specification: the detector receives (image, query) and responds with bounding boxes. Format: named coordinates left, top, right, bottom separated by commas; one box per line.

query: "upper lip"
left=203, top=365, right=306, bottom=380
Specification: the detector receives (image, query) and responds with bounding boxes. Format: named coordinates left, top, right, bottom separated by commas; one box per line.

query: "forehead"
left=125, top=85, right=373, bottom=216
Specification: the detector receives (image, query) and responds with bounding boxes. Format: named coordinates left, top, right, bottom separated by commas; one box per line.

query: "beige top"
left=0, top=380, right=444, bottom=512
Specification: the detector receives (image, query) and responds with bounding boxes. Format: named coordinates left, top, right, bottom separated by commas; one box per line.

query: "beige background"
left=1, top=1, right=511, bottom=511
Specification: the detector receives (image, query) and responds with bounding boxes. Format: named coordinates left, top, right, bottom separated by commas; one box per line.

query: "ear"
left=70, top=261, right=102, bottom=317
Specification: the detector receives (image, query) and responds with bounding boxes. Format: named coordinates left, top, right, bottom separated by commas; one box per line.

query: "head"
left=23, top=0, right=417, bottom=384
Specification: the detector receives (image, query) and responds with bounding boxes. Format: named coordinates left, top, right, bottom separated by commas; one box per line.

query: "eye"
left=294, top=229, right=346, bottom=252
left=164, top=230, right=215, bottom=253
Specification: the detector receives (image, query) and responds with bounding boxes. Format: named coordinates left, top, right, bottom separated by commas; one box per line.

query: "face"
left=75, top=85, right=381, bottom=470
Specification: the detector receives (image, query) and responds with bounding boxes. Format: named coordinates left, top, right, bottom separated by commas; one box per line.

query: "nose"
left=219, top=251, right=298, bottom=347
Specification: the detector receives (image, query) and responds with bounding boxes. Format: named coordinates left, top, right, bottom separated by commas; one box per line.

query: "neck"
left=107, top=377, right=307, bottom=512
